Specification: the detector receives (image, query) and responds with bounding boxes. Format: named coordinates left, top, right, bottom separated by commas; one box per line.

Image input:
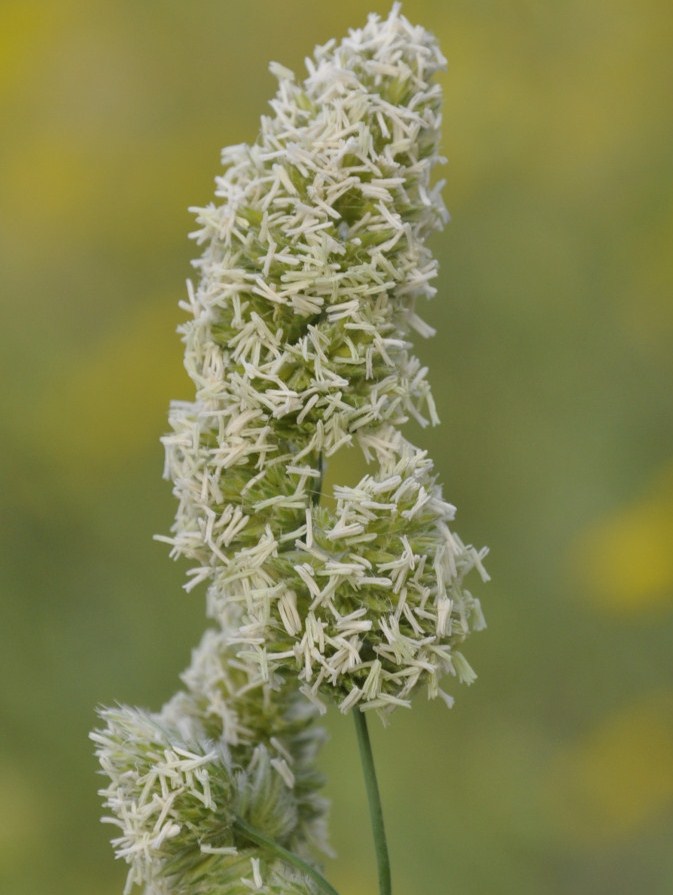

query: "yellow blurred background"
left=1, top=1, right=672, bottom=892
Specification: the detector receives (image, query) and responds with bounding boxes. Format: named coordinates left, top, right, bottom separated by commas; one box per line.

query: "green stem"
left=353, top=709, right=392, bottom=895
left=233, top=817, right=340, bottom=895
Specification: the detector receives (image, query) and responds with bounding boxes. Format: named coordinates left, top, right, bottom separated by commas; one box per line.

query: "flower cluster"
left=93, top=635, right=329, bottom=894
left=94, top=6, right=487, bottom=893
left=162, top=2, right=487, bottom=714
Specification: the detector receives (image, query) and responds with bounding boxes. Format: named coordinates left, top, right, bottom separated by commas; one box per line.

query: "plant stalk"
left=353, top=708, right=392, bottom=895
left=233, top=817, right=340, bottom=895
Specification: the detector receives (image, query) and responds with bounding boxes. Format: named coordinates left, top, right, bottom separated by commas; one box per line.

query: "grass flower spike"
left=92, top=637, right=331, bottom=894
left=94, top=7, right=489, bottom=895
left=162, top=3, right=488, bottom=714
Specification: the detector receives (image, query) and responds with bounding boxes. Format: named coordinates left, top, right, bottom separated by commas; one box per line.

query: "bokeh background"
left=2, top=0, right=672, bottom=893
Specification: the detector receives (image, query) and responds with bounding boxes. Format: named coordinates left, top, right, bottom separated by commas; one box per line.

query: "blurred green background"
left=1, top=0, right=672, bottom=893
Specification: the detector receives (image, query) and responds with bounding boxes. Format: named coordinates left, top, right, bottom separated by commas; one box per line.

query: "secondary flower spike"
left=92, top=638, right=331, bottom=894
left=162, top=4, right=488, bottom=714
